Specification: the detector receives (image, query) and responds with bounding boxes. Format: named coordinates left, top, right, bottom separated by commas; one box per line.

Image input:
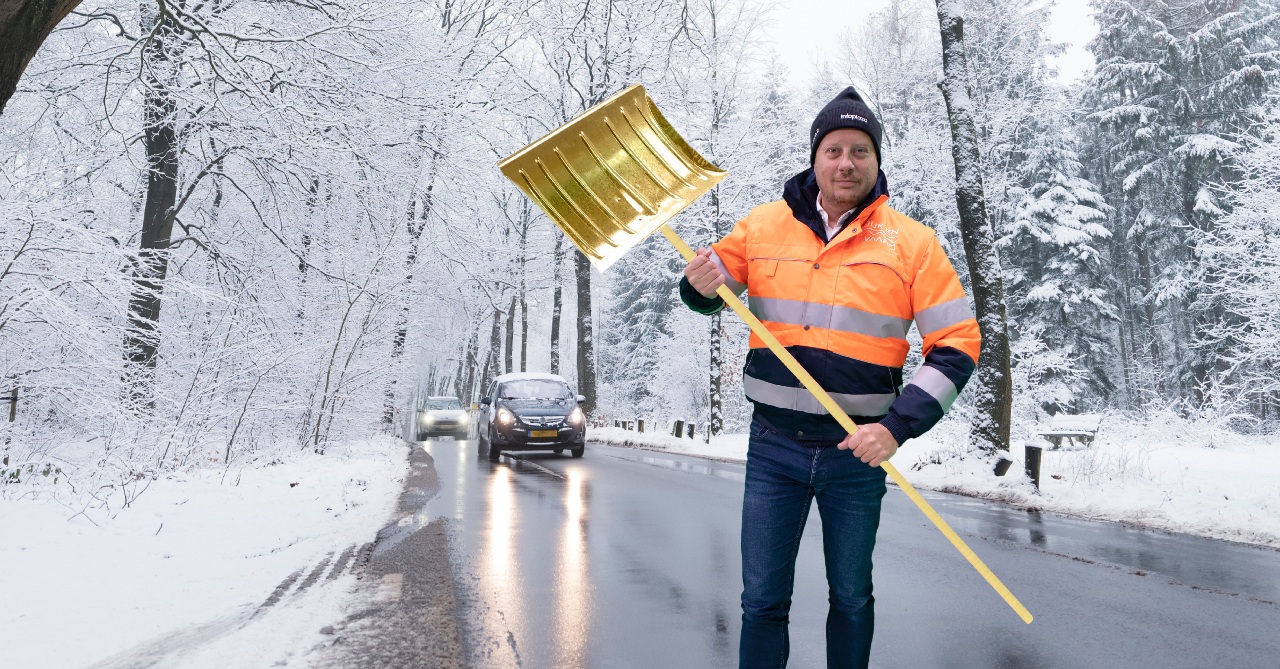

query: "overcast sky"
left=769, top=0, right=1098, bottom=88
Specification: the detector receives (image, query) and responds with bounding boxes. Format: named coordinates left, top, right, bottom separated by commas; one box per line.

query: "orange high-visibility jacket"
left=681, top=170, right=980, bottom=444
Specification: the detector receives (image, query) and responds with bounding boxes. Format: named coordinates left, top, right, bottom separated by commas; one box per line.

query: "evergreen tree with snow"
left=953, top=0, right=1119, bottom=421
left=1003, top=110, right=1117, bottom=412
left=1084, top=0, right=1280, bottom=410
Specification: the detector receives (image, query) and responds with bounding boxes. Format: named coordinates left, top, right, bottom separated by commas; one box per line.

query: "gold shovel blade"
left=498, top=84, right=728, bottom=271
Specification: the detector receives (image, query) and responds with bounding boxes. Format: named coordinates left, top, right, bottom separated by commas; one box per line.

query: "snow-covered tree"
left=1192, top=99, right=1280, bottom=422
left=1002, top=112, right=1116, bottom=412
left=1084, top=0, right=1280, bottom=409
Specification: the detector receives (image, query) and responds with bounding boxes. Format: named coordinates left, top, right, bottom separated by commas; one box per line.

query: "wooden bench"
left=1035, top=414, right=1102, bottom=449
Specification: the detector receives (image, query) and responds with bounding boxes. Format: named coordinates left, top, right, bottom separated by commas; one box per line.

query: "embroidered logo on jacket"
left=862, top=220, right=899, bottom=250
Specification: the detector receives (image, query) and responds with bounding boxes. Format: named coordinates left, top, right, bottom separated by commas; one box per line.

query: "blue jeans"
left=740, top=418, right=887, bottom=669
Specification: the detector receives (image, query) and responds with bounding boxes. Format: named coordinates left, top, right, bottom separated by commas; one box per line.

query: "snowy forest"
left=3, top=0, right=1279, bottom=490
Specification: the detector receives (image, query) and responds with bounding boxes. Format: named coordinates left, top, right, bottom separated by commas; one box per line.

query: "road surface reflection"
left=554, top=470, right=591, bottom=666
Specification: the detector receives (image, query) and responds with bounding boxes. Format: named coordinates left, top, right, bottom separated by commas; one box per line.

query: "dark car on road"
left=416, top=396, right=470, bottom=441
left=477, top=373, right=587, bottom=461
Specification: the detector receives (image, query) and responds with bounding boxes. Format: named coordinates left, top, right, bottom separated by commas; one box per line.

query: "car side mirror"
left=480, top=397, right=491, bottom=406
left=576, top=395, right=586, bottom=403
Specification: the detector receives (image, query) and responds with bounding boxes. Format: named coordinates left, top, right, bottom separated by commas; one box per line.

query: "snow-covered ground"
left=0, top=436, right=408, bottom=669
left=591, top=414, right=1280, bottom=549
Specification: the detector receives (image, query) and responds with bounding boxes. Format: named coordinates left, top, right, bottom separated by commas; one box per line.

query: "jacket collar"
left=782, top=168, right=890, bottom=243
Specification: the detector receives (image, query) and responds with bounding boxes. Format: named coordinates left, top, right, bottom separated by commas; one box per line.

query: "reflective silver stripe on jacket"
left=743, top=373, right=897, bottom=417
left=914, top=297, right=974, bottom=336
left=748, top=296, right=911, bottom=340
left=907, top=365, right=959, bottom=411
left=709, top=249, right=746, bottom=295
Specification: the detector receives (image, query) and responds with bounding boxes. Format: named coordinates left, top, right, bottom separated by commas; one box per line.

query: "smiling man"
left=679, top=87, right=982, bottom=669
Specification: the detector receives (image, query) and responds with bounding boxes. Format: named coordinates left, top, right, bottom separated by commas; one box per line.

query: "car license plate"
left=530, top=429, right=557, bottom=438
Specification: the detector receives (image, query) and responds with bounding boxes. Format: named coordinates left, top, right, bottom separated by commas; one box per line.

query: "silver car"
left=416, top=396, right=470, bottom=440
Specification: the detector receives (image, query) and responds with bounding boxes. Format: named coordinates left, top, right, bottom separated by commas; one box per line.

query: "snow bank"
left=591, top=425, right=748, bottom=461
left=593, top=417, right=1280, bottom=548
left=0, top=436, right=408, bottom=669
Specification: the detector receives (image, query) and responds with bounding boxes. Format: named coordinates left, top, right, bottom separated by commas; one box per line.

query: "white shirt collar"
left=816, top=193, right=858, bottom=242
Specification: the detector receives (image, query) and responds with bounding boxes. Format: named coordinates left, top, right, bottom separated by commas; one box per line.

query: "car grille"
left=521, top=415, right=566, bottom=428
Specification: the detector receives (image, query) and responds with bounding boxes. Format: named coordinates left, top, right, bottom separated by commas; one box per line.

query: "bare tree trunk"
left=462, top=323, right=480, bottom=402
left=122, top=6, right=179, bottom=410
left=708, top=188, right=725, bottom=436
left=292, top=176, right=318, bottom=324
left=550, top=234, right=564, bottom=375
left=1134, top=239, right=1166, bottom=396
left=481, top=308, right=503, bottom=393
left=453, top=343, right=467, bottom=401
left=518, top=202, right=529, bottom=373
left=934, top=0, right=1012, bottom=455
left=709, top=311, right=723, bottom=435
left=574, top=252, right=597, bottom=415
left=0, top=0, right=83, bottom=115
left=520, top=291, right=528, bottom=373
left=504, top=295, right=516, bottom=374
left=383, top=148, right=437, bottom=424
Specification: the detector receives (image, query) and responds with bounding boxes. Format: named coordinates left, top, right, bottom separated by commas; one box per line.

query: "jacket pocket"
left=750, top=256, right=808, bottom=278
left=840, top=260, right=911, bottom=315
left=842, top=260, right=907, bottom=282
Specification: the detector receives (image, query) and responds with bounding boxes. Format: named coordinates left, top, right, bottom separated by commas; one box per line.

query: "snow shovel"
left=498, top=84, right=1032, bottom=624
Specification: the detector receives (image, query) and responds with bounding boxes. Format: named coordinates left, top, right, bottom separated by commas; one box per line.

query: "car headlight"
left=421, top=414, right=434, bottom=424
left=458, top=414, right=469, bottom=425
left=497, top=408, right=515, bottom=426
left=568, top=407, right=584, bottom=425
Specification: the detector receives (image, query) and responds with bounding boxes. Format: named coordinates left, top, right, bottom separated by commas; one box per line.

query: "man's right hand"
left=684, top=248, right=726, bottom=298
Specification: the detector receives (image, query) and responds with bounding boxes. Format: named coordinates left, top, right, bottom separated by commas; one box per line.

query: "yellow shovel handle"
left=660, top=225, right=1032, bottom=624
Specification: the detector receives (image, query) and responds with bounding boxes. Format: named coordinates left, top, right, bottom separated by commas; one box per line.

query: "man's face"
left=813, top=128, right=879, bottom=212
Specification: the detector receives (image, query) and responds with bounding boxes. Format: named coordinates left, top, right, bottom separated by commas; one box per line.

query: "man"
left=680, top=87, right=981, bottom=668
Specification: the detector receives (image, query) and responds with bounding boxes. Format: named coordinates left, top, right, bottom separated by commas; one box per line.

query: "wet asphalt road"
left=344, top=438, right=1280, bottom=669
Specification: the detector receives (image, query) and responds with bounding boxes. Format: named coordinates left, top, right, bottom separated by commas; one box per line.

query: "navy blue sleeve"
left=680, top=276, right=726, bottom=315
left=879, top=346, right=976, bottom=445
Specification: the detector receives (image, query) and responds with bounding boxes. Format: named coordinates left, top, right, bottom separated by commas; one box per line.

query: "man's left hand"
left=838, top=423, right=899, bottom=468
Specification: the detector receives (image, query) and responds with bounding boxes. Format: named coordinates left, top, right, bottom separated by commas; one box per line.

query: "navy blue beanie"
left=809, top=86, right=883, bottom=165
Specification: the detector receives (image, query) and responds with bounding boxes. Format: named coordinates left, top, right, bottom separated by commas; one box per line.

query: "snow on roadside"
left=591, top=417, right=1280, bottom=549
left=0, top=435, right=408, bottom=669
left=591, top=425, right=748, bottom=461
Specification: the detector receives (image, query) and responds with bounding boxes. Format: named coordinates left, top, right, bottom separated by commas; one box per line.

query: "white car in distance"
left=417, top=396, right=470, bottom=441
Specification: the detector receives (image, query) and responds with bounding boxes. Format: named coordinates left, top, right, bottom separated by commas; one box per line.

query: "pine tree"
left=1084, top=0, right=1280, bottom=409
left=1003, top=111, right=1117, bottom=411
left=957, top=0, right=1120, bottom=416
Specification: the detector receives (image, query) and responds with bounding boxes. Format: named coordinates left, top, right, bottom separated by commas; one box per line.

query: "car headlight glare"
left=422, top=414, right=433, bottom=424
left=497, top=408, right=515, bottom=426
left=568, top=407, right=584, bottom=425
left=458, top=414, right=469, bottom=425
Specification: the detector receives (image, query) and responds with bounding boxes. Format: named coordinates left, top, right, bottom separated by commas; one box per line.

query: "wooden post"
left=673, top=419, right=684, bottom=437
left=637, top=419, right=645, bottom=433
left=1024, top=444, right=1042, bottom=492
left=687, top=422, right=696, bottom=439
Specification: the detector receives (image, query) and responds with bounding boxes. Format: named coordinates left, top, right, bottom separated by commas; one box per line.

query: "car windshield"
left=499, top=380, right=572, bottom=400
left=423, top=398, right=461, bottom=410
